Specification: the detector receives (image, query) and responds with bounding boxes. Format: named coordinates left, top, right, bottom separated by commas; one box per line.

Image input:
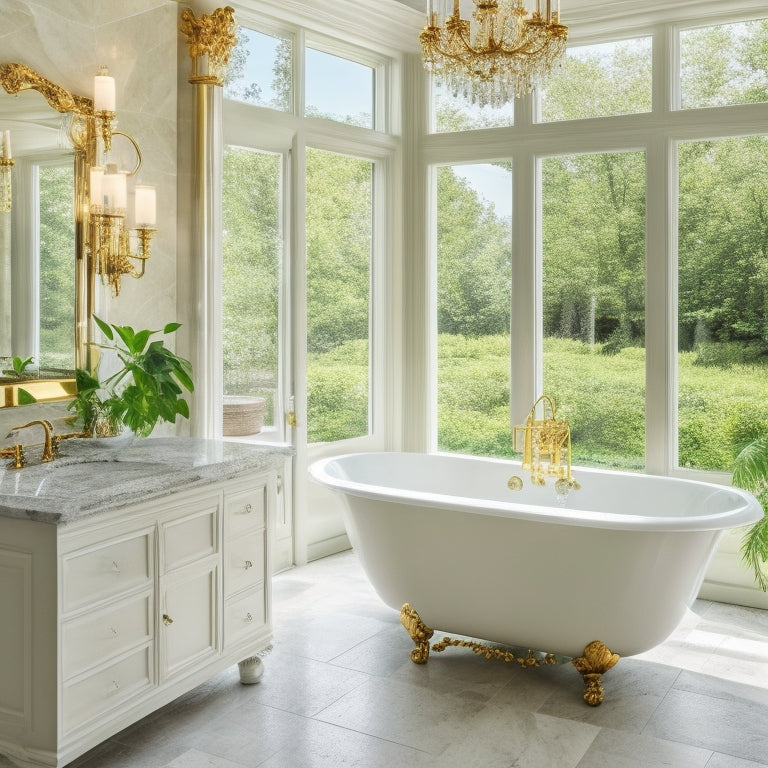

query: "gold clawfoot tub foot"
left=571, top=641, right=620, bottom=706
left=400, top=603, right=434, bottom=664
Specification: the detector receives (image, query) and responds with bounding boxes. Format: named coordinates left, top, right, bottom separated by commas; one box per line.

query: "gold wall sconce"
left=0, top=129, right=12, bottom=212
left=86, top=68, right=157, bottom=297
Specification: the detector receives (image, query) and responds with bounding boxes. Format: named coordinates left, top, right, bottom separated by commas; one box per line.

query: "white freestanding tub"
left=310, top=451, right=762, bottom=703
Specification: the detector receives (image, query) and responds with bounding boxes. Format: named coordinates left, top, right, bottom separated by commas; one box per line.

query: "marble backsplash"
left=0, top=0, right=179, bottom=443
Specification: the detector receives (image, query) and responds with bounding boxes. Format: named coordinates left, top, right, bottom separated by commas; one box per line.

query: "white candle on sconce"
left=134, top=185, right=156, bottom=228
left=89, top=166, right=104, bottom=208
left=94, top=68, right=116, bottom=113
left=102, top=164, right=127, bottom=212
left=2, top=130, right=11, bottom=160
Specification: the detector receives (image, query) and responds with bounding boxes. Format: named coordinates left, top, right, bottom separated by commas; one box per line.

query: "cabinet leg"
left=238, top=655, right=265, bottom=684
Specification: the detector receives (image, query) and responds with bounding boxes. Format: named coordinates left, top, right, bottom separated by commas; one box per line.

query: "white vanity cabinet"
left=0, top=470, right=276, bottom=768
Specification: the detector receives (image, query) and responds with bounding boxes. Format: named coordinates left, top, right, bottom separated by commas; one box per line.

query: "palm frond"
left=733, top=437, right=768, bottom=491
left=741, top=512, right=768, bottom=593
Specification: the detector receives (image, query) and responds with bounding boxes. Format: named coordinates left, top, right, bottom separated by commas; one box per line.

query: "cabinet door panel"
left=225, top=486, right=266, bottom=539
left=161, top=563, right=218, bottom=677
left=162, top=503, right=218, bottom=573
left=224, top=587, right=266, bottom=649
left=62, top=532, right=153, bottom=611
left=62, top=592, right=153, bottom=680
left=63, top=647, right=152, bottom=734
left=224, top=529, right=265, bottom=598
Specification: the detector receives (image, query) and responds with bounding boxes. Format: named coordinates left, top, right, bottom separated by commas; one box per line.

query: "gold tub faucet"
left=7, top=419, right=56, bottom=464
left=509, top=395, right=579, bottom=492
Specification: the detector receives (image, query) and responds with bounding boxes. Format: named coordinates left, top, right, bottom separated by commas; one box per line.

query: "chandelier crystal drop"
left=420, top=0, right=568, bottom=107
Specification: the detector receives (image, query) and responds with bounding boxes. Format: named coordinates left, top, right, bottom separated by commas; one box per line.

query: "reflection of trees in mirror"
left=38, top=163, right=75, bottom=370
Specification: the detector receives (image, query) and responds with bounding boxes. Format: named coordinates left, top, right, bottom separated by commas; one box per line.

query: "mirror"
left=0, top=64, right=91, bottom=408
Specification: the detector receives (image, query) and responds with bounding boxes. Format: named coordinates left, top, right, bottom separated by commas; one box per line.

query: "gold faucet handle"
left=1, top=444, right=26, bottom=469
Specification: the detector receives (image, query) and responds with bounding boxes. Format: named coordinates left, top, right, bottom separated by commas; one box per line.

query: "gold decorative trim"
left=571, top=640, right=620, bottom=706
left=400, top=604, right=619, bottom=706
left=0, top=62, right=92, bottom=115
left=400, top=604, right=434, bottom=664
left=432, top=636, right=559, bottom=669
left=179, top=6, right=237, bottom=86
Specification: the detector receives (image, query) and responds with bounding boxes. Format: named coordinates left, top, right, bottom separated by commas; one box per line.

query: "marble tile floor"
left=6, top=550, right=768, bottom=768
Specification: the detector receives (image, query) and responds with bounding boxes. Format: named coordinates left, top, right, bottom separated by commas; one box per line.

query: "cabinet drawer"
left=224, top=529, right=265, bottom=598
left=62, top=593, right=153, bottom=680
left=224, top=486, right=266, bottom=539
left=224, top=587, right=266, bottom=649
left=63, top=532, right=153, bottom=612
left=162, top=503, right=218, bottom=572
left=63, top=646, right=152, bottom=734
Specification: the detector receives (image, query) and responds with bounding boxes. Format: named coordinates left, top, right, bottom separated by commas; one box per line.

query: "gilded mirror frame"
left=0, top=62, right=96, bottom=408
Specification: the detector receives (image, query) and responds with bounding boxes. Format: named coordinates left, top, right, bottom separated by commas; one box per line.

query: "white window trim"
left=423, top=14, right=768, bottom=485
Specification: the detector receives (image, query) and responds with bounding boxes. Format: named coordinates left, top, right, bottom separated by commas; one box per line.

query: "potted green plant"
left=68, top=316, right=194, bottom=438
left=732, top=437, right=768, bottom=591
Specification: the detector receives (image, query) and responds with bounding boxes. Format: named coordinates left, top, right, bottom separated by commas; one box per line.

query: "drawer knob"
left=245, top=612, right=253, bottom=623
left=112, top=680, right=120, bottom=690
left=109, top=626, right=118, bottom=636
left=244, top=560, right=253, bottom=570
left=111, top=560, right=120, bottom=573
left=245, top=503, right=252, bottom=514
left=162, top=613, right=174, bottom=626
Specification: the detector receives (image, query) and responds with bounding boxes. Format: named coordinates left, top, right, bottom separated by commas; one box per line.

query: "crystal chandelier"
left=420, top=0, right=568, bottom=107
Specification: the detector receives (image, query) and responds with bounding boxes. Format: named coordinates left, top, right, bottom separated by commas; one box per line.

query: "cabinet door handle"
left=245, top=612, right=253, bottom=623
left=245, top=503, right=252, bottom=514
left=244, top=560, right=253, bottom=570
left=109, top=625, right=118, bottom=636
left=162, top=613, right=174, bottom=626
left=112, top=680, right=120, bottom=690
left=111, top=560, right=120, bottom=573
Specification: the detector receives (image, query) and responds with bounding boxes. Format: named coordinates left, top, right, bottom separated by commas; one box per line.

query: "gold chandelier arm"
left=110, top=130, right=143, bottom=177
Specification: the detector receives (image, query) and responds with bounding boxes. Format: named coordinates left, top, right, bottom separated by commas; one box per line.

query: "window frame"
left=424, top=13, right=768, bottom=484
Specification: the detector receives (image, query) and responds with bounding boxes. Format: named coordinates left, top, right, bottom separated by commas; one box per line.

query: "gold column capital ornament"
left=179, top=6, right=237, bottom=86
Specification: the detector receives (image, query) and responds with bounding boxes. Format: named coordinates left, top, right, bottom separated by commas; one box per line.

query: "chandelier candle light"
left=420, top=0, right=568, bottom=106
left=88, top=68, right=156, bottom=296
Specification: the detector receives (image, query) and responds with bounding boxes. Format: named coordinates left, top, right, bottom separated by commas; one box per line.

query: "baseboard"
left=698, top=579, right=768, bottom=610
left=307, top=533, right=351, bottom=562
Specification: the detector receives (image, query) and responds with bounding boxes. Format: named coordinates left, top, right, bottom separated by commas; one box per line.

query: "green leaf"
left=93, top=315, right=114, bottom=341
left=17, top=388, right=36, bottom=405
left=163, top=322, right=182, bottom=334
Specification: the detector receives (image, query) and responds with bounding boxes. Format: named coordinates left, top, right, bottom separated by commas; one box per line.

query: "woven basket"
left=222, top=395, right=266, bottom=436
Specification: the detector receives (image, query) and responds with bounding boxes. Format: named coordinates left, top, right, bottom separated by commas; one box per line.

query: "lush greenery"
left=68, top=317, right=193, bottom=438
left=732, top=438, right=768, bottom=591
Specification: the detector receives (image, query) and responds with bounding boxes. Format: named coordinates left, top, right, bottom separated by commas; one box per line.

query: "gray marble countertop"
left=0, top=437, right=294, bottom=525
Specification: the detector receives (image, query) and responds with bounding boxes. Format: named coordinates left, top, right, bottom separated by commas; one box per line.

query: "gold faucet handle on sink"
left=0, top=444, right=25, bottom=469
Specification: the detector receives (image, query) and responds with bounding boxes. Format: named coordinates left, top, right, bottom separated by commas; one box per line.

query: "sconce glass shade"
left=134, top=185, right=156, bottom=227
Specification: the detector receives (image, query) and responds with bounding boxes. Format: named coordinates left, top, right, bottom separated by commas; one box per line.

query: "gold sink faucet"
left=7, top=419, right=56, bottom=464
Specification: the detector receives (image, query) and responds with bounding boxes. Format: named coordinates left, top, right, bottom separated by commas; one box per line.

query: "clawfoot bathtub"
left=309, top=451, right=762, bottom=705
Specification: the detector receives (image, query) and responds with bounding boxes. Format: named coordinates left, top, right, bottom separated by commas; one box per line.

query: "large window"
left=677, top=136, right=768, bottom=471
left=436, top=163, right=512, bottom=456
left=680, top=19, right=768, bottom=109
left=305, top=149, right=373, bottom=443
left=428, top=11, right=768, bottom=479
left=222, top=147, right=282, bottom=430
left=542, top=152, right=646, bottom=470
left=537, top=37, right=652, bottom=122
